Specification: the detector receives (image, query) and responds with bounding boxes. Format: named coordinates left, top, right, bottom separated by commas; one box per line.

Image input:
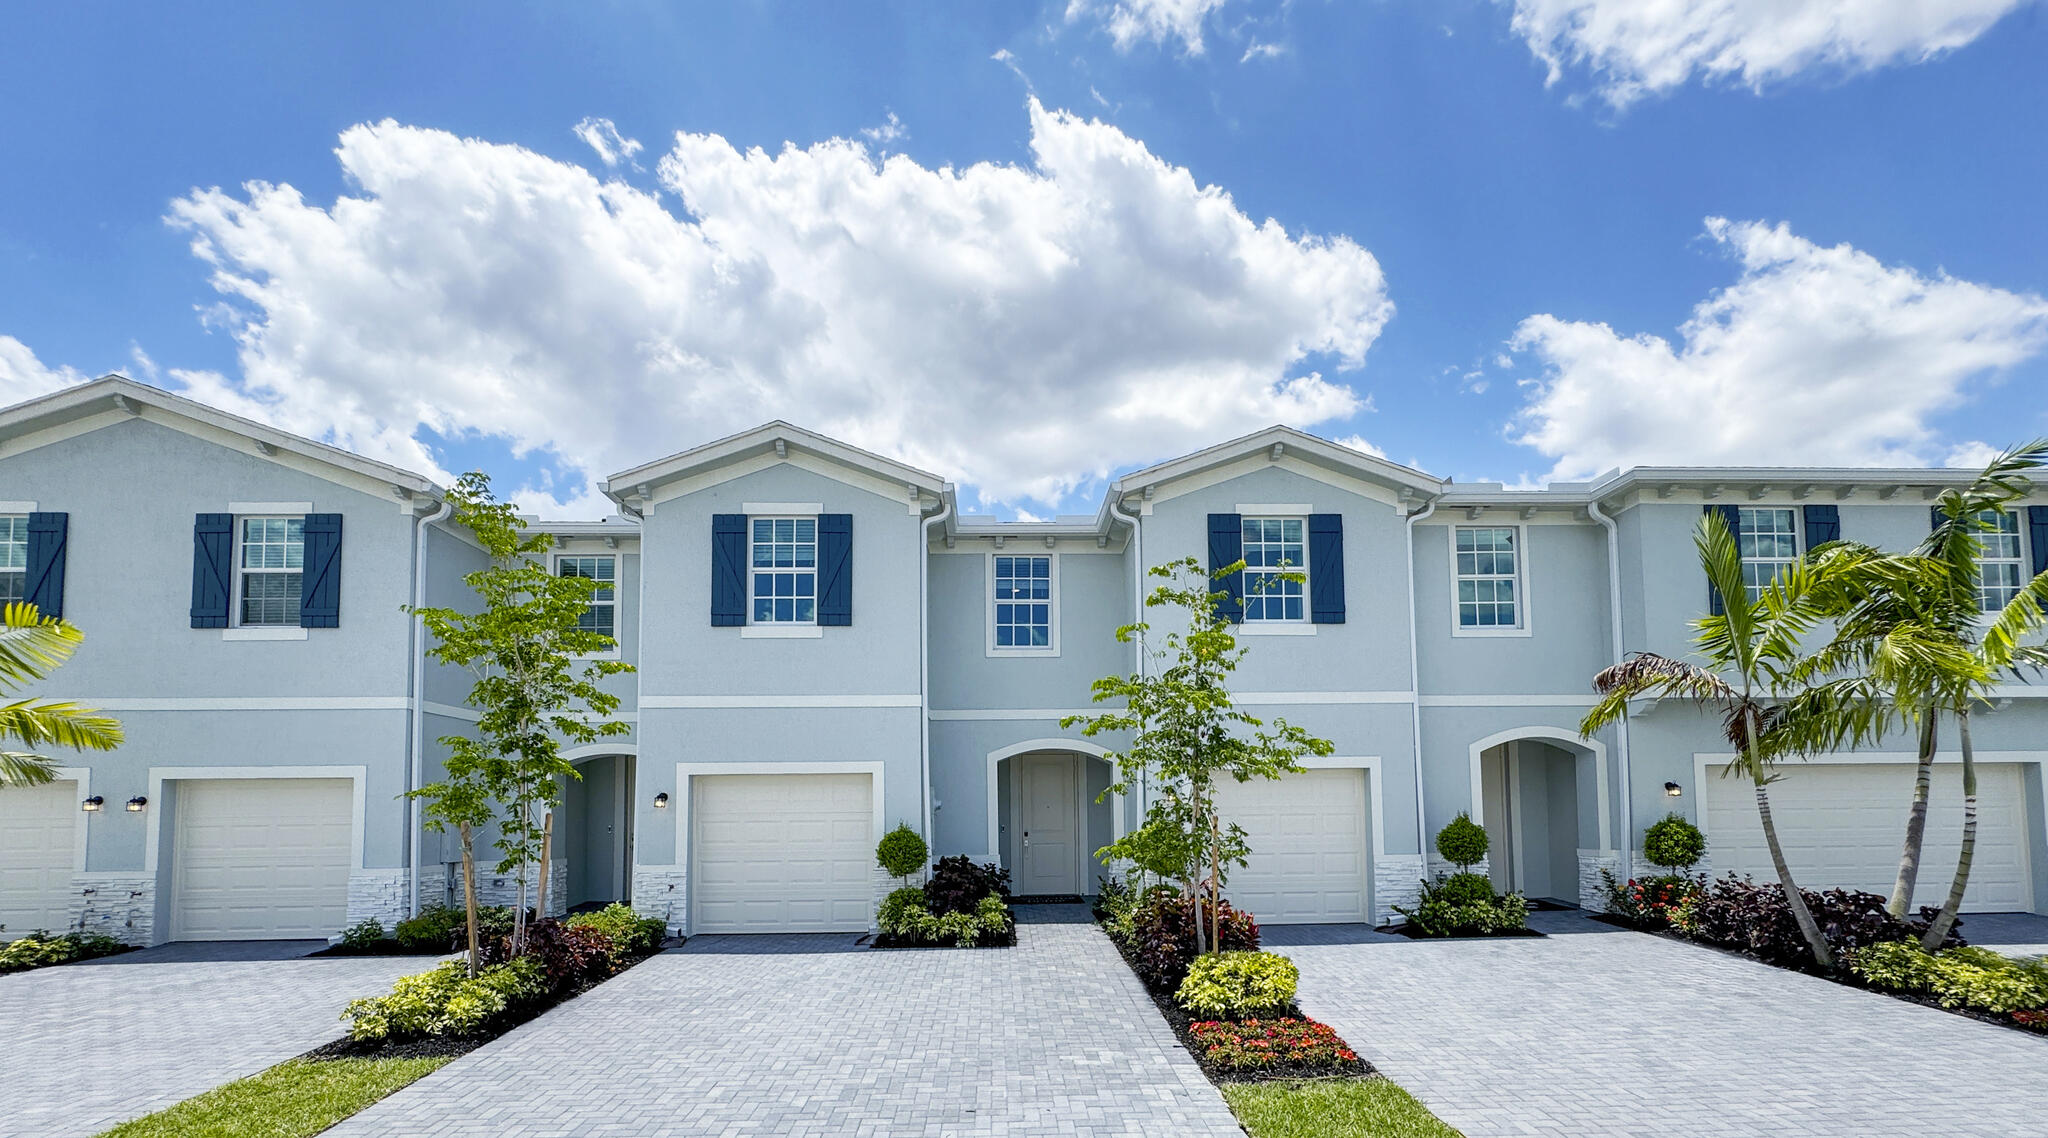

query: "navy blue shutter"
left=1308, top=513, right=1345, bottom=624
left=816, top=513, right=852, bottom=627
left=1931, top=505, right=1946, bottom=533
left=298, top=514, right=342, bottom=628
left=24, top=512, right=67, bottom=619
left=2028, top=506, right=2048, bottom=578
left=1207, top=513, right=1243, bottom=623
left=190, top=514, right=233, bottom=628
left=710, top=514, right=746, bottom=627
left=1705, top=504, right=1741, bottom=616
left=1801, top=504, right=1840, bottom=549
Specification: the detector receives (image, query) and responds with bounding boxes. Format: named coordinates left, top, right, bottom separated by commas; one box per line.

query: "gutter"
left=1108, top=494, right=1145, bottom=820
left=1586, top=496, right=1633, bottom=880
left=407, top=498, right=454, bottom=920
left=1402, top=496, right=1437, bottom=875
left=919, top=494, right=953, bottom=852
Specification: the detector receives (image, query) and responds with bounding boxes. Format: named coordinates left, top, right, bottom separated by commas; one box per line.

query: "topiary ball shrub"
left=1438, top=871, right=1495, bottom=906
left=1126, top=893, right=1261, bottom=994
left=876, top=823, right=930, bottom=881
left=1175, top=950, right=1300, bottom=1020
left=1643, top=813, right=1706, bottom=870
left=1435, top=813, right=1489, bottom=870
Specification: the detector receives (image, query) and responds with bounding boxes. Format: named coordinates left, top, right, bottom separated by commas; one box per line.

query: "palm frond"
left=1694, top=513, right=1756, bottom=671
left=0, top=602, right=85, bottom=689
left=0, top=750, right=60, bottom=787
left=0, top=700, right=125, bottom=753
left=1981, top=567, right=2048, bottom=671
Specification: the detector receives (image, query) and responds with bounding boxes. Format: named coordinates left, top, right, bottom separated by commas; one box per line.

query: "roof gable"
left=603, top=421, right=950, bottom=512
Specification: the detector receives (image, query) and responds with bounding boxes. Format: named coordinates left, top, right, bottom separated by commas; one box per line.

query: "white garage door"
left=692, top=773, right=874, bottom=934
left=171, top=778, right=353, bottom=941
left=1704, top=762, right=2032, bottom=913
left=1216, top=768, right=1370, bottom=924
left=0, top=779, right=78, bottom=939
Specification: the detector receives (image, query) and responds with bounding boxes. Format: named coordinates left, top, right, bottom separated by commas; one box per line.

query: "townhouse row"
left=2, top=375, right=2043, bottom=945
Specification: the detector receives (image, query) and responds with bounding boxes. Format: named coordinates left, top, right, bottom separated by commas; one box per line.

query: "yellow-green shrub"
left=342, top=957, right=546, bottom=1042
left=1175, top=950, right=1299, bottom=1020
left=1851, top=941, right=2048, bottom=1014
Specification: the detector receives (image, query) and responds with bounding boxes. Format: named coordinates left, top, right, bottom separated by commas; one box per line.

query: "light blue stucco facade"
left=3, top=376, right=2044, bottom=943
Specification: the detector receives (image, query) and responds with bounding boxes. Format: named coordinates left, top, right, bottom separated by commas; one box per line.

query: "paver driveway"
left=327, top=906, right=1239, bottom=1138
left=1268, top=910, right=2048, bottom=1138
left=0, top=941, right=432, bottom=1138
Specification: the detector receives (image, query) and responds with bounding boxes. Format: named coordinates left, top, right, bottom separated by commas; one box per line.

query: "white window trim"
left=1239, top=514, right=1310, bottom=626
left=747, top=514, right=821, bottom=628
left=227, top=501, right=312, bottom=514
left=0, top=513, right=28, bottom=604
left=1975, top=508, right=2025, bottom=613
left=0, top=500, right=38, bottom=512
left=986, top=552, right=1061, bottom=657
left=1449, top=522, right=1533, bottom=638
left=552, top=552, right=621, bottom=659
left=232, top=515, right=305, bottom=631
left=1735, top=506, right=1802, bottom=605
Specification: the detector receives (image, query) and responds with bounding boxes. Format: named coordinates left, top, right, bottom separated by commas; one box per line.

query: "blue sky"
left=3, top=1, right=2045, bottom=517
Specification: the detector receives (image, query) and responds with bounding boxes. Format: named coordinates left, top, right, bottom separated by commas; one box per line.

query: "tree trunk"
left=1755, top=777, right=1833, bottom=970
left=1888, top=709, right=1938, bottom=917
left=1921, top=708, right=1978, bottom=951
left=459, top=822, right=481, bottom=977
left=1208, top=802, right=1224, bottom=957
left=533, top=811, right=555, bottom=926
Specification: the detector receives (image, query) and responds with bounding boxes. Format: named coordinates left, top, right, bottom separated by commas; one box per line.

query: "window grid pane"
left=238, top=517, right=303, bottom=626
left=1977, top=510, right=2024, bottom=611
left=558, top=555, right=617, bottom=638
left=751, top=517, right=816, bottom=623
left=1241, top=517, right=1306, bottom=622
left=993, top=556, right=1053, bottom=648
left=1455, top=526, right=1519, bottom=629
left=1736, top=508, right=1797, bottom=603
left=0, top=516, right=25, bottom=603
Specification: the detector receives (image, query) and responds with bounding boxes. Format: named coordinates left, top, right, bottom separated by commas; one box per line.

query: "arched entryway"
left=561, top=747, right=637, bottom=910
left=1467, top=728, right=1609, bottom=908
left=986, top=740, right=1123, bottom=899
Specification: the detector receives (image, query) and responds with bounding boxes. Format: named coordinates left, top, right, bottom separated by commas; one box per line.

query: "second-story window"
left=1455, top=526, right=1522, bottom=630
left=751, top=517, right=816, bottom=624
left=558, top=554, right=616, bottom=637
left=0, top=515, right=26, bottom=603
left=1976, top=509, right=2023, bottom=611
left=1242, top=517, right=1306, bottom=622
left=1737, top=508, right=1798, bottom=602
left=991, top=554, right=1056, bottom=652
left=238, top=517, right=304, bottom=626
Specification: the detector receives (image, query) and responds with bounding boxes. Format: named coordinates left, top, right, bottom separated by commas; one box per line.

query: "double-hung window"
left=1736, top=508, right=1798, bottom=603
left=1454, top=526, right=1522, bottom=631
left=750, top=517, right=817, bottom=624
left=557, top=554, right=616, bottom=638
left=990, top=554, right=1056, bottom=653
left=237, top=517, right=303, bottom=626
left=0, top=516, right=25, bottom=603
left=1976, top=509, right=2024, bottom=611
left=1241, top=517, right=1307, bottom=622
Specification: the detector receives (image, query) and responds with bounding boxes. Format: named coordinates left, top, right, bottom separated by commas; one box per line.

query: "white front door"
left=1015, top=754, right=1078, bottom=896
left=0, top=779, right=77, bottom=939
left=691, top=773, right=874, bottom=933
left=171, top=778, right=353, bottom=941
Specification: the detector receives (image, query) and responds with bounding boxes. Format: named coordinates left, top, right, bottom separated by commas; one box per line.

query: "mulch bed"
left=308, top=940, right=447, bottom=958
left=1104, top=929, right=1374, bottom=1084
left=1384, top=922, right=1545, bottom=940
left=869, top=927, right=1018, bottom=949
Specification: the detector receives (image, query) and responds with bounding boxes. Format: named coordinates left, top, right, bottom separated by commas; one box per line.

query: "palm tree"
left=0, top=601, right=123, bottom=787
left=1581, top=512, right=1843, bottom=968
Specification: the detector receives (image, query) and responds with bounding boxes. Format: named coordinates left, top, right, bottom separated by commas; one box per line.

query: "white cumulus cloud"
left=572, top=117, right=642, bottom=168
left=1510, top=218, right=2048, bottom=480
left=1068, top=0, right=1232, bottom=55
left=160, top=102, right=1389, bottom=511
left=1508, top=0, right=2032, bottom=108
left=860, top=111, right=907, bottom=145
left=0, top=335, right=88, bottom=403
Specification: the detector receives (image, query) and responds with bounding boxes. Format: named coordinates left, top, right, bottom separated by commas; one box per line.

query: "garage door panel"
left=0, top=779, right=78, bottom=938
left=1217, top=768, right=1371, bottom=925
left=1704, top=763, right=2030, bottom=913
left=692, top=773, right=873, bottom=934
left=172, top=778, right=352, bottom=941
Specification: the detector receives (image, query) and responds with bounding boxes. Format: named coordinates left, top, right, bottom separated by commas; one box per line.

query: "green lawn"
left=1224, top=1077, right=1466, bottom=1138
left=94, top=1056, right=452, bottom=1138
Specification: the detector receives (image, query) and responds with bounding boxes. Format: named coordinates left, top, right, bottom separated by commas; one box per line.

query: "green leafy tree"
left=407, top=473, right=634, bottom=962
left=1065, top=557, right=1333, bottom=955
left=0, top=602, right=122, bottom=787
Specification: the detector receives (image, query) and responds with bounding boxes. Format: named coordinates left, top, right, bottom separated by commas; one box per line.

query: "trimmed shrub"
left=875, top=823, right=929, bottom=881
left=1669, top=876, right=1961, bottom=969
left=477, top=918, right=615, bottom=990
left=1643, top=814, right=1707, bottom=870
left=1598, top=869, right=1700, bottom=929
left=0, top=930, right=133, bottom=974
left=1126, top=893, right=1261, bottom=994
left=1437, top=871, right=1495, bottom=907
left=877, top=887, right=1013, bottom=948
left=1092, top=874, right=1136, bottom=923
left=924, top=856, right=1010, bottom=916
left=1176, top=951, right=1300, bottom=1019
left=1435, top=813, right=1488, bottom=870
left=338, top=919, right=386, bottom=950
left=1395, top=875, right=1527, bottom=937
left=1851, top=941, right=2048, bottom=1014
left=567, top=903, right=668, bottom=962
left=342, top=956, right=548, bottom=1042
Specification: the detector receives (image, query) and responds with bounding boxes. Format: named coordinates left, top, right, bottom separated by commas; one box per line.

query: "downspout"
left=919, top=493, right=953, bottom=853
left=407, top=497, right=454, bottom=920
left=1108, top=494, right=1145, bottom=823
left=1402, top=496, right=1438, bottom=877
left=1587, top=496, right=1633, bottom=882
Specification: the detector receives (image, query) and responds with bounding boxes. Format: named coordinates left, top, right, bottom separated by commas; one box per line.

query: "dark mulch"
left=1102, top=927, right=1373, bottom=1084
left=870, top=926, right=1019, bottom=950
left=1385, top=922, right=1544, bottom=940
left=308, top=940, right=447, bottom=958
left=1011, top=894, right=1085, bottom=905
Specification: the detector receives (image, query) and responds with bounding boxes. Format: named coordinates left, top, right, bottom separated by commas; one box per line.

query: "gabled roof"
left=0, top=375, right=443, bottom=499
left=1109, top=424, right=1446, bottom=501
left=602, top=420, right=950, bottom=509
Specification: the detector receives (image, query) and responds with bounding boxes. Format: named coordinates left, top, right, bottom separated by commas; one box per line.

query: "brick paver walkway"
left=1269, top=910, right=2048, bottom=1138
left=0, top=941, right=431, bottom=1138
left=327, top=910, right=1239, bottom=1137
